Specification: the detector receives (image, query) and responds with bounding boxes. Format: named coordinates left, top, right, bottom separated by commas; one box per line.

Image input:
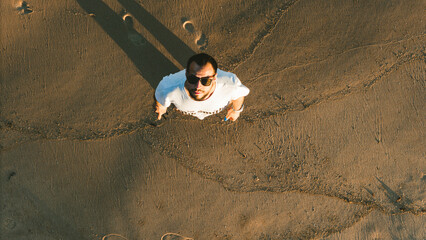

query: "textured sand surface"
left=1, top=0, right=425, bottom=239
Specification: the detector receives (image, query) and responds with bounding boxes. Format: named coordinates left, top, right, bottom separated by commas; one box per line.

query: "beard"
left=185, top=80, right=215, bottom=101
left=189, top=89, right=209, bottom=101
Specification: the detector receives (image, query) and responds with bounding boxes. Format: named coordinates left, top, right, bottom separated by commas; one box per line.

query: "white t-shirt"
left=155, top=69, right=250, bottom=120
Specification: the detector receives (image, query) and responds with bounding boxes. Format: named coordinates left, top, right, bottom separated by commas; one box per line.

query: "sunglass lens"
left=187, top=75, right=199, bottom=84
left=200, top=77, right=212, bottom=86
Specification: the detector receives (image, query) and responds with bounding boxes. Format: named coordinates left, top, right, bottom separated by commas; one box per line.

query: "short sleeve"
left=231, top=75, right=250, bottom=100
left=155, top=78, right=172, bottom=107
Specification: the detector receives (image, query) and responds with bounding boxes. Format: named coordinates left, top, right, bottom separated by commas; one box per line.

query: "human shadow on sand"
left=117, top=0, right=195, bottom=67
left=76, top=0, right=195, bottom=89
left=376, top=177, right=414, bottom=212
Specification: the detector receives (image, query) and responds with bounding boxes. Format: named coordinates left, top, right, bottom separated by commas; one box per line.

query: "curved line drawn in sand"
left=230, top=0, right=299, bottom=71
left=122, top=13, right=146, bottom=47
left=240, top=43, right=424, bottom=123
left=161, top=232, right=193, bottom=240
left=16, top=1, right=33, bottom=15
left=181, top=18, right=208, bottom=50
left=246, top=33, right=426, bottom=85
left=0, top=50, right=422, bottom=147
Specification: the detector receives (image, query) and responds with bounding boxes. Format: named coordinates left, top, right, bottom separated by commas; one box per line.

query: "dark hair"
left=186, top=53, right=218, bottom=73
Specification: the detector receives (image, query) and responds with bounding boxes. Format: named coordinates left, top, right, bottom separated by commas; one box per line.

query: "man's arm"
left=154, top=78, right=170, bottom=120
left=225, top=96, right=245, bottom=121
left=155, top=100, right=168, bottom=120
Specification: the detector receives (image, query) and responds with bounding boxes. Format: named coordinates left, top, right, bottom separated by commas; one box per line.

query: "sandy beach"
left=1, top=0, right=425, bottom=239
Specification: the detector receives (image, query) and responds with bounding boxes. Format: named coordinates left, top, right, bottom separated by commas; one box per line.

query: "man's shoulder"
left=155, top=69, right=186, bottom=100
left=217, top=69, right=236, bottom=78
left=216, top=69, right=241, bottom=87
left=156, top=69, right=186, bottom=94
left=216, top=69, right=238, bottom=83
left=215, top=69, right=249, bottom=99
left=160, top=69, right=186, bottom=86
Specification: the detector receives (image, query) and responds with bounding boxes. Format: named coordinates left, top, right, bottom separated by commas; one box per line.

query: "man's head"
left=185, top=53, right=218, bottom=101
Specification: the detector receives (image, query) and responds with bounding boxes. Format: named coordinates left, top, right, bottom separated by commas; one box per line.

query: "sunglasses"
left=186, top=73, right=215, bottom=86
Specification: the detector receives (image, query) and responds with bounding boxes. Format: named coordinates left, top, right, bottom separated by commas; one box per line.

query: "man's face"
left=185, top=62, right=216, bottom=101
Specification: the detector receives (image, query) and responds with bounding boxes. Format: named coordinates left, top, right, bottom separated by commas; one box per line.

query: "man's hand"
left=225, top=96, right=244, bottom=121
left=225, top=108, right=241, bottom=121
left=155, top=101, right=167, bottom=120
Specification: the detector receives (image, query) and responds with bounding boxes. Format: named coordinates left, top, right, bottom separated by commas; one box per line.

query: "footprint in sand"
left=122, top=14, right=146, bottom=47
left=182, top=18, right=208, bottom=50
left=101, top=233, right=128, bottom=240
left=161, top=233, right=193, bottom=240
left=16, top=1, right=33, bottom=15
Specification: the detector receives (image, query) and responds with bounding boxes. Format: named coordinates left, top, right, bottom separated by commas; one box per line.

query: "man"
left=155, top=53, right=249, bottom=121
